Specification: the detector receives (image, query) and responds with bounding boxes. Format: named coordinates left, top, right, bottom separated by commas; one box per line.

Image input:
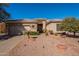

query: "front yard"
left=0, top=33, right=79, bottom=56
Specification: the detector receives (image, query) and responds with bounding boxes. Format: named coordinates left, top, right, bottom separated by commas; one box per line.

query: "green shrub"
left=49, top=30, right=53, bottom=34
left=29, top=31, right=40, bottom=35
left=22, top=31, right=40, bottom=35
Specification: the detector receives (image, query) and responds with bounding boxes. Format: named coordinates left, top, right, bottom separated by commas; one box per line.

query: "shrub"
left=54, top=33, right=58, bottom=36
left=45, top=32, right=48, bottom=36
left=22, top=31, right=40, bottom=35
left=0, top=31, right=4, bottom=33
left=61, top=32, right=66, bottom=36
left=44, top=29, right=49, bottom=36
left=49, top=30, right=53, bottom=34
left=29, top=31, right=40, bottom=35
left=43, top=29, right=47, bottom=33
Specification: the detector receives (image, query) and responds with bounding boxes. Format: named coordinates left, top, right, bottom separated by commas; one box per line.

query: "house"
left=6, top=18, right=63, bottom=35
left=0, top=22, right=6, bottom=33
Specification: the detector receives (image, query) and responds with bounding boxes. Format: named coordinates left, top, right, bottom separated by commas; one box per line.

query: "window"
left=56, top=24, right=62, bottom=31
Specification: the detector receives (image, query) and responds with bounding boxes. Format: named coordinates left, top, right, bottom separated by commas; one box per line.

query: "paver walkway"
left=15, top=34, right=79, bottom=56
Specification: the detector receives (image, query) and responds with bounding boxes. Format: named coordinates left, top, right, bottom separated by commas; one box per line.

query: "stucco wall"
left=46, top=23, right=63, bottom=33
left=46, top=23, right=57, bottom=33
left=22, top=24, right=37, bottom=31
left=42, top=21, right=46, bottom=31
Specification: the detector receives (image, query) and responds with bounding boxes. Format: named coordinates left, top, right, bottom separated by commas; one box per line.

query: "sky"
left=5, top=3, right=79, bottom=20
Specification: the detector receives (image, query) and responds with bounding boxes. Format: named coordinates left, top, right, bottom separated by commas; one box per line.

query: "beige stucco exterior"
left=21, top=23, right=37, bottom=31
left=46, top=23, right=58, bottom=33
left=46, top=22, right=63, bottom=33
left=6, top=19, right=63, bottom=35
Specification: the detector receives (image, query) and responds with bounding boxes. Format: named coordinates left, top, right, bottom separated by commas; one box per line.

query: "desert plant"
left=29, top=31, right=40, bottom=35
left=27, top=31, right=30, bottom=38
left=45, top=32, right=48, bottom=36
left=43, top=29, right=46, bottom=33
left=22, top=31, right=27, bottom=35
left=54, top=33, right=58, bottom=36
left=44, top=29, right=49, bottom=36
left=49, top=30, right=53, bottom=34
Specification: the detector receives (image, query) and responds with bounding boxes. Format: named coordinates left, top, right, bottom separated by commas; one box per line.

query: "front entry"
left=37, top=24, right=43, bottom=33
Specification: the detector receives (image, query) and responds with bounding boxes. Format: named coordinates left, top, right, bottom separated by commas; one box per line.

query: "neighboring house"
left=6, top=19, right=63, bottom=35
left=0, top=22, right=6, bottom=33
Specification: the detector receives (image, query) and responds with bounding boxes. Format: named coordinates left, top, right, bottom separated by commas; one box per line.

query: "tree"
left=0, top=3, right=10, bottom=22
left=0, top=3, right=10, bottom=35
left=61, top=17, right=79, bottom=37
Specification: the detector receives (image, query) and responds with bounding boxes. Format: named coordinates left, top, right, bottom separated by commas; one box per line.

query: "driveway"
left=12, top=34, right=79, bottom=56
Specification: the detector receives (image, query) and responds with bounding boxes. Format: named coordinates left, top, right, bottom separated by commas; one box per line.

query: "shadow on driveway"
left=0, top=34, right=15, bottom=40
left=66, top=35, right=79, bottom=38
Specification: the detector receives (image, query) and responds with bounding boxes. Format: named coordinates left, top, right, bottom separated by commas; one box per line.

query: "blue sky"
left=5, top=3, right=79, bottom=20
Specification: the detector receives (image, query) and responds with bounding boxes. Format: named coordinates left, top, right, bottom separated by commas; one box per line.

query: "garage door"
left=9, top=25, right=31, bottom=35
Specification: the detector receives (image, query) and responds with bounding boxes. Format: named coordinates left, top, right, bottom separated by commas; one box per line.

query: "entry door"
left=37, top=24, right=43, bottom=33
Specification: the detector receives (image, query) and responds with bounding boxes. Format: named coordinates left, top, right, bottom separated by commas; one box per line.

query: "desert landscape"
left=0, top=33, right=79, bottom=56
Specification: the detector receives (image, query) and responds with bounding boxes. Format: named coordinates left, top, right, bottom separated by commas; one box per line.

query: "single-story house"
left=0, top=22, right=6, bottom=33
left=5, top=18, right=63, bottom=35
